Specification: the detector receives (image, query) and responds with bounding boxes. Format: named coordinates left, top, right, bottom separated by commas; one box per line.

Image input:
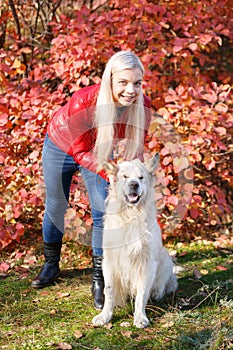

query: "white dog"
left=92, top=155, right=177, bottom=328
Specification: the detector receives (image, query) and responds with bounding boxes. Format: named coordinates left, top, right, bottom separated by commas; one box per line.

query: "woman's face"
left=111, top=67, right=143, bottom=106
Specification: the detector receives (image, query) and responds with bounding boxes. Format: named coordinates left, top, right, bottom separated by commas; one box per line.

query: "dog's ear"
left=144, top=153, right=159, bottom=175
left=102, top=161, right=119, bottom=176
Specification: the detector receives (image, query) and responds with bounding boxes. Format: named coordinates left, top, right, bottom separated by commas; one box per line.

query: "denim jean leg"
left=42, top=135, right=77, bottom=243
left=80, top=167, right=109, bottom=256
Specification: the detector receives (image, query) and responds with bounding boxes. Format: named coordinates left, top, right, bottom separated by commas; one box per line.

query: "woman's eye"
left=135, top=81, right=142, bottom=87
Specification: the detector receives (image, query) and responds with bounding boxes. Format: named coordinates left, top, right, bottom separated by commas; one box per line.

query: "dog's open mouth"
left=125, top=193, right=141, bottom=204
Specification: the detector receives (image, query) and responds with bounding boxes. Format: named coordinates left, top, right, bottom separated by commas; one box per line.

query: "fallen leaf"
left=104, top=322, right=113, bottom=329
left=21, top=289, right=30, bottom=295
left=120, top=321, right=131, bottom=327
left=179, top=251, right=188, bottom=257
left=57, top=292, right=70, bottom=299
left=40, top=291, right=50, bottom=297
left=162, top=321, right=174, bottom=328
left=57, top=342, right=72, bottom=350
left=216, top=265, right=228, bottom=271
left=121, top=330, right=132, bottom=338
left=50, top=309, right=57, bottom=315
left=73, top=330, right=83, bottom=339
left=46, top=342, right=56, bottom=347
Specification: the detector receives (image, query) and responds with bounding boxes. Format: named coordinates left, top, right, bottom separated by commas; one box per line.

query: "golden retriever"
left=92, top=155, right=177, bottom=328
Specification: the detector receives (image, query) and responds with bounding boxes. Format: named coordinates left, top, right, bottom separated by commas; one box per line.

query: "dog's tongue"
left=127, top=194, right=139, bottom=203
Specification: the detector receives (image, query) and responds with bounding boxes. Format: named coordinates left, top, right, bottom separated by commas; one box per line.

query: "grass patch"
left=0, top=240, right=233, bottom=349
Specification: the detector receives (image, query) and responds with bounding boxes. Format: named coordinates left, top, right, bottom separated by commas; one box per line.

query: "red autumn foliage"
left=0, top=0, right=232, bottom=249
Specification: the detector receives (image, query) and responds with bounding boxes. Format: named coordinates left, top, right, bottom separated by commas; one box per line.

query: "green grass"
left=0, top=240, right=233, bottom=350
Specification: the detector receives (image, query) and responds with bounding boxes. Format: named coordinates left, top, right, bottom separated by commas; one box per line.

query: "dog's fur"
left=92, top=155, right=177, bottom=328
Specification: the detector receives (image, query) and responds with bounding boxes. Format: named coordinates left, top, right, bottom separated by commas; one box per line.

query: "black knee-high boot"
left=31, top=242, right=62, bottom=289
left=91, top=256, right=104, bottom=310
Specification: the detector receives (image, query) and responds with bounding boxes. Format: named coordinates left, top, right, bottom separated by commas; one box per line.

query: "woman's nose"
left=125, top=83, right=135, bottom=94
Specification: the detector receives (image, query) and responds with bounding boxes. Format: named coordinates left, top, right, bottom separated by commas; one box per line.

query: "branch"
left=8, top=0, right=21, bottom=39
left=8, top=0, right=28, bottom=73
left=214, top=149, right=233, bottom=157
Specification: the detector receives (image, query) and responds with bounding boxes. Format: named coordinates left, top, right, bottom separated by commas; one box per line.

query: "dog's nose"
left=129, top=181, right=139, bottom=190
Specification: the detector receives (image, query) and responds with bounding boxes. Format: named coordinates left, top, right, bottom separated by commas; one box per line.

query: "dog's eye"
left=123, top=175, right=128, bottom=179
left=139, top=176, right=144, bottom=180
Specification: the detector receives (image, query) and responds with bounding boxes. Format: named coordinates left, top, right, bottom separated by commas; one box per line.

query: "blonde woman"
left=32, top=51, right=151, bottom=310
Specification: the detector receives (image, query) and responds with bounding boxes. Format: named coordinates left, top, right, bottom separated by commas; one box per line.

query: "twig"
left=190, top=286, right=220, bottom=311
left=214, top=149, right=233, bottom=157
left=146, top=305, right=165, bottom=315
left=75, top=343, right=93, bottom=349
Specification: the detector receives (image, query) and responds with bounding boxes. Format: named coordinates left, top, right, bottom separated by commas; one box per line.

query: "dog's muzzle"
left=125, top=180, right=142, bottom=204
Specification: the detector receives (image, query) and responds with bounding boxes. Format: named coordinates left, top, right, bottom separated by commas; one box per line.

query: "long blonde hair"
left=94, top=51, right=146, bottom=167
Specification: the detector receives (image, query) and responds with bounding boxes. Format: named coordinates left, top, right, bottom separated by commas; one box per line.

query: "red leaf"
left=167, top=195, right=179, bottom=206
left=199, top=34, right=213, bottom=46
left=188, top=43, right=198, bottom=51
left=3, top=166, right=16, bottom=177
left=214, top=127, right=226, bottom=136
left=214, top=103, right=228, bottom=113
left=53, top=61, right=65, bottom=75
left=160, top=147, right=170, bottom=156
left=13, top=206, right=21, bottom=219
left=202, top=156, right=216, bottom=170
left=29, top=150, right=39, bottom=160
left=216, top=265, right=227, bottom=271
left=15, top=223, right=25, bottom=236
left=192, top=195, right=202, bottom=204
left=0, top=113, right=8, bottom=126
left=0, top=262, right=10, bottom=272
left=162, top=156, right=172, bottom=166
left=19, top=189, right=28, bottom=198
left=0, top=153, right=6, bottom=164
left=190, top=207, right=200, bottom=219
left=173, top=38, right=188, bottom=53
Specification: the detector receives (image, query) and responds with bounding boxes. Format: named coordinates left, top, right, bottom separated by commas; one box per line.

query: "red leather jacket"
left=47, top=84, right=151, bottom=178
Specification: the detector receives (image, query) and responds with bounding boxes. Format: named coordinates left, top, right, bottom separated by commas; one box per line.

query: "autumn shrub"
left=0, top=0, right=232, bottom=249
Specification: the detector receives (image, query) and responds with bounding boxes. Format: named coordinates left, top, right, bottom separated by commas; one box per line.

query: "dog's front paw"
left=92, top=312, right=111, bottom=327
left=133, top=316, right=150, bottom=328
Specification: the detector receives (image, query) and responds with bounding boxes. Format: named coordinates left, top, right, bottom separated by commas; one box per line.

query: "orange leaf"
left=20, top=47, right=32, bottom=54
left=12, top=58, right=21, bottom=69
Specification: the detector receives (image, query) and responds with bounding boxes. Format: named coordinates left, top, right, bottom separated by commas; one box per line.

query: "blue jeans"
left=42, top=134, right=109, bottom=256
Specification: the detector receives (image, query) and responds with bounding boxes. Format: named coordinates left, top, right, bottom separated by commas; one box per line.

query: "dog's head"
left=103, top=154, right=159, bottom=206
